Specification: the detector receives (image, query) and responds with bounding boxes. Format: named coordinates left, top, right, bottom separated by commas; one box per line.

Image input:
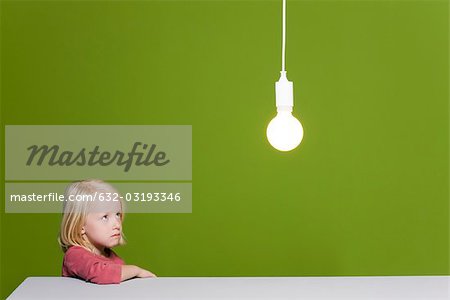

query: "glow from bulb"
left=266, top=109, right=303, bottom=151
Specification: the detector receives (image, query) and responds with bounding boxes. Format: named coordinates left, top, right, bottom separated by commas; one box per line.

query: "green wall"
left=1, top=0, right=448, bottom=298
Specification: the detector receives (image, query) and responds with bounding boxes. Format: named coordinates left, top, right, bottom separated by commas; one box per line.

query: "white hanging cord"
left=282, top=0, right=286, bottom=72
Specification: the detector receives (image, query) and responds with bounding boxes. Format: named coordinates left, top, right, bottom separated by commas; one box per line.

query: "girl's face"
left=82, top=200, right=122, bottom=250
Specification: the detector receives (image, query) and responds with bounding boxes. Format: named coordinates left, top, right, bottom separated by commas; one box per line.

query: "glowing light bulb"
left=267, top=107, right=303, bottom=151
left=266, top=71, right=304, bottom=151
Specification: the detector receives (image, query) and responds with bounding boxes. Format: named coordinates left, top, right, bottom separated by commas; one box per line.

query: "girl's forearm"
left=121, top=265, right=140, bottom=281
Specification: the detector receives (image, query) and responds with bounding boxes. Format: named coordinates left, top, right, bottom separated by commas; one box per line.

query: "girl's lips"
left=111, top=233, right=120, bottom=237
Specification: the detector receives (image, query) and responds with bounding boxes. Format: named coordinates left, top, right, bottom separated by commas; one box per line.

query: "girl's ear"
left=81, top=226, right=86, bottom=234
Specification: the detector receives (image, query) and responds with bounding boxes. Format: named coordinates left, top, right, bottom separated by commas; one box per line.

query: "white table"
left=7, top=276, right=450, bottom=299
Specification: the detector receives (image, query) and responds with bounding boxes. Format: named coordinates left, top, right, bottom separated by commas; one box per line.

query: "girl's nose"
left=113, top=220, right=121, bottom=229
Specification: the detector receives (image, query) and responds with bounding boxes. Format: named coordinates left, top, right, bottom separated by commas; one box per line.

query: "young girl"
left=58, top=179, right=157, bottom=284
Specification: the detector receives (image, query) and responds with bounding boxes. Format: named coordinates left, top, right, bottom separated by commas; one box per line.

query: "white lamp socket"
left=275, top=71, right=294, bottom=111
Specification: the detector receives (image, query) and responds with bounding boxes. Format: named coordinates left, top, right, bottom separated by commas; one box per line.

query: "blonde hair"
left=58, top=179, right=126, bottom=253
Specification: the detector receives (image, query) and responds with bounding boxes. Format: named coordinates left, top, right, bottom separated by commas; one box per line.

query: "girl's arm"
left=121, top=265, right=156, bottom=281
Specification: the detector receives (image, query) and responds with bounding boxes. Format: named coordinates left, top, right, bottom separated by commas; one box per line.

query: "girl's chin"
left=107, top=240, right=120, bottom=247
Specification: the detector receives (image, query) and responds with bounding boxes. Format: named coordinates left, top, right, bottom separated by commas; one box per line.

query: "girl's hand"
left=137, top=267, right=157, bottom=278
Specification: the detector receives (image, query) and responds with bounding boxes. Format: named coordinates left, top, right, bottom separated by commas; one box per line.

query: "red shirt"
left=62, top=245, right=125, bottom=284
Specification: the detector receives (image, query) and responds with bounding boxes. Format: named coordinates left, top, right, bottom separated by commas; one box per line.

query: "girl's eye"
left=116, top=212, right=121, bottom=218
left=101, top=215, right=108, bottom=220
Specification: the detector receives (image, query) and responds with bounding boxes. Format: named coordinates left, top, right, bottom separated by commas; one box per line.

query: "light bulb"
left=267, top=71, right=304, bottom=152
left=267, top=107, right=303, bottom=151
